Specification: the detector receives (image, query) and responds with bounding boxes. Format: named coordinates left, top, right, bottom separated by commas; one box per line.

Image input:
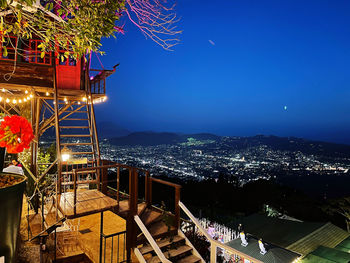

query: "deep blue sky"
left=93, top=0, right=350, bottom=144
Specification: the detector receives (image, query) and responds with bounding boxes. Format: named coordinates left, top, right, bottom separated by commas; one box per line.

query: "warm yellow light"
left=19, top=99, right=22, bottom=103
left=82, top=97, right=87, bottom=101
left=29, top=94, right=33, bottom=98
left=0, top=97, right=2, bottom=102
left=12, top=99, right=17, bottom=104
left=5, top=98, right=10, bottom=103
left=46, top=92, right=49, bottom=96
left=65, top=101, right=68, bottom=104
left=61, top=146, right=71, bottom=162
left=25, top=90, right=28, bottom=94
left=64, top=97, right=67, bottom=102
left=77, top=101, right=81, bottom=105
left=88, top=95, right=91, bottom=99
left=23, top=98, right=27, bottom=102
left=2, top=88, right=5, bottom=92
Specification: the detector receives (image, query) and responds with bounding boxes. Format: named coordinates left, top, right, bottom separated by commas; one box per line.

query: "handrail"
left=71, top=162, right=147, bottom=173
left=179, top=201, right=263, bottom=263
left=134, top=248, right=147, bottom=263
left=21, top=162, right=37, bottom=182
left=147, top=176, right=181, bottom=229
left=134, top=215, right=171, bottom=263
left=150, top=177, right=182, bottom=188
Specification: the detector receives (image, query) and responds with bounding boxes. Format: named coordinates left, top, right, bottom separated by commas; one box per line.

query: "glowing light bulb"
left=19, top=99, right=22, bottom=103
left=25, top=90, right=28, bottom=94
left=88, top=95, right=91, bottom=99
left=2, top=88, right=5, bottom=92
left=77, top=101, right=81, bottom=105
left=65, top=101, right=68, bottom=104
left=23, top=98, right=27, bottom=102
left=0, top=97, right=2, bottom=101
left=6, top=98, right=10, bottom=103
left=46, top=92, right=49, bottom=96
left=64, top=97, right=67, bottom=102
left=29, top=94, right=33, bottom=98
left=82, top=97, right=87, bottom=101
left=12, top=99, right=17, bottom=104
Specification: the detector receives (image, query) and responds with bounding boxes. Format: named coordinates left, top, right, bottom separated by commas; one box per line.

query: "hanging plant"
left=0, top=115, right=34, bottom=153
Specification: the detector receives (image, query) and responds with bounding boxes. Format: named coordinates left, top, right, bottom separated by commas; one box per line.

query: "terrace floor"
left=19, top=198, right=136, bottom=263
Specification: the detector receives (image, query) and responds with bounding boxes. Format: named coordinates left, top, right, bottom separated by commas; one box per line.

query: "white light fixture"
left=61, top=146, right=71, bottom=162
left=258, top=239, right=267, bottom=255
left=240, top=232, right=248, bottom=247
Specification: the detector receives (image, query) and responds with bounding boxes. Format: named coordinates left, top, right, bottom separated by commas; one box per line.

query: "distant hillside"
left=223, top=135, right=350, bottom=158
left=110, top=132, right=182, bottom=146
left=110, top=132, right=219, bottom=146
left=109, top=132, right=350, bottom=158
left=97, top=122, right=130, bottom=138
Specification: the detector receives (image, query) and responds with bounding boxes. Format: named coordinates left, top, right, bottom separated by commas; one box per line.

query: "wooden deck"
left=56, top=190, right=119, bottom=219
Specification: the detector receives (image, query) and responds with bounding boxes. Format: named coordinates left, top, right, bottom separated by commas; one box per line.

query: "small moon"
left=284, top=106, right=287, bottom=110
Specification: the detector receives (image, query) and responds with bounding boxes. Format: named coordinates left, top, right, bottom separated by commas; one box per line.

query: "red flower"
left=0, top=115, right=34, bottom=154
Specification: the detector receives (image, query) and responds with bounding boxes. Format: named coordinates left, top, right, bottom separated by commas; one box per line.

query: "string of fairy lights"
left=0, top=88, right=107, bottom=105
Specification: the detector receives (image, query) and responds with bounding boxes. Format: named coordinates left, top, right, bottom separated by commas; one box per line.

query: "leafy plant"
left=0, top=0, right=125, bottom=59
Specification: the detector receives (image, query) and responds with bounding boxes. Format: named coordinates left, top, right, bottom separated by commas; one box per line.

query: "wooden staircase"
left=58, top=100, right=98, bottom=163
left=27, top=201, right=66, bottom=241
left=134, top=206, right=203, bottom=263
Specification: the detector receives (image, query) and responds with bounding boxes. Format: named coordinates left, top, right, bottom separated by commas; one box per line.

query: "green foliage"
left=0, top=0, right=126, bottom=58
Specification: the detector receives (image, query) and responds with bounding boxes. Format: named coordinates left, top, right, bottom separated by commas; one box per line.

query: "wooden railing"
left=179, top=201, right=263, bottom=263
left=145, top=174, right=182, bottom=229
left=68, top=161, right=183, bottom=261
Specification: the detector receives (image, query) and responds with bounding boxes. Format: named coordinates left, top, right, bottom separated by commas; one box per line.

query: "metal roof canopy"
left=225, top=236, right=300, bottom=263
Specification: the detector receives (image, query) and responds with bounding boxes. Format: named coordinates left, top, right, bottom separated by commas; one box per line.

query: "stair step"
left=61, top=143, right=93, bottom=146
left=70, top=152, right=94, bottom=155
left=60, top=126, right=90, bottom=129
left=60, top=134, right=92, bottom=137
left=138, top=221, right=176, bottom=242
left=64, top=111, right=88, bottom=113
left=177, top=255, right=201, bottom=263
left=44, top=212, right=63, bottom=227
left=140, top=235, right=185, bottom=255
left=141, top=209, right=162, bottom=226
left=138, top=203, right=147, bottom=216
left=146, top=245, right=193, bottom=263
left=60, top=118, right=89, bottom=121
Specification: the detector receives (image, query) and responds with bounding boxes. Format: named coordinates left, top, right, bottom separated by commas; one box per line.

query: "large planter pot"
left=0, top=173, right=27, bottom=263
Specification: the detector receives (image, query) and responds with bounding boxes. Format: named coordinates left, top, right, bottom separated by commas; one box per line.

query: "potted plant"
left=0, top=115, right=34, bottom=263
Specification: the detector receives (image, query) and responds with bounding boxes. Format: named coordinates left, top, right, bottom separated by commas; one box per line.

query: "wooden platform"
left=56, top=190, right=119, bottom=219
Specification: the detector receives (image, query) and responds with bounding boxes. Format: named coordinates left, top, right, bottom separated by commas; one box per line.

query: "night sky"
left=93, top=0, right=350, bottom=144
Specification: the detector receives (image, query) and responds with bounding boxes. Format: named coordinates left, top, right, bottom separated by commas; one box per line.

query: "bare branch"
left=125, top=0, right=181, bottom=50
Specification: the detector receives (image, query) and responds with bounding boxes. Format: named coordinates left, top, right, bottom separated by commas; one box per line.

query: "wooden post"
left=99, top=211, right=104, bottom=263
left=117, top=166, right=120, bottom=204
left=174, top=186, right=181, bottom=229
left=149, top=177, right=152, bottom=206
left=145, top=171, right=150, bottom=207
left=53, top=59, right=62, bottom=194
left=73, top=169, right=77, bottom=216
left=210, top=243, right=217, bottom=263
left=100, top=160, right=108, bottom=194
left=126, top=168, right=138, bottom=262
